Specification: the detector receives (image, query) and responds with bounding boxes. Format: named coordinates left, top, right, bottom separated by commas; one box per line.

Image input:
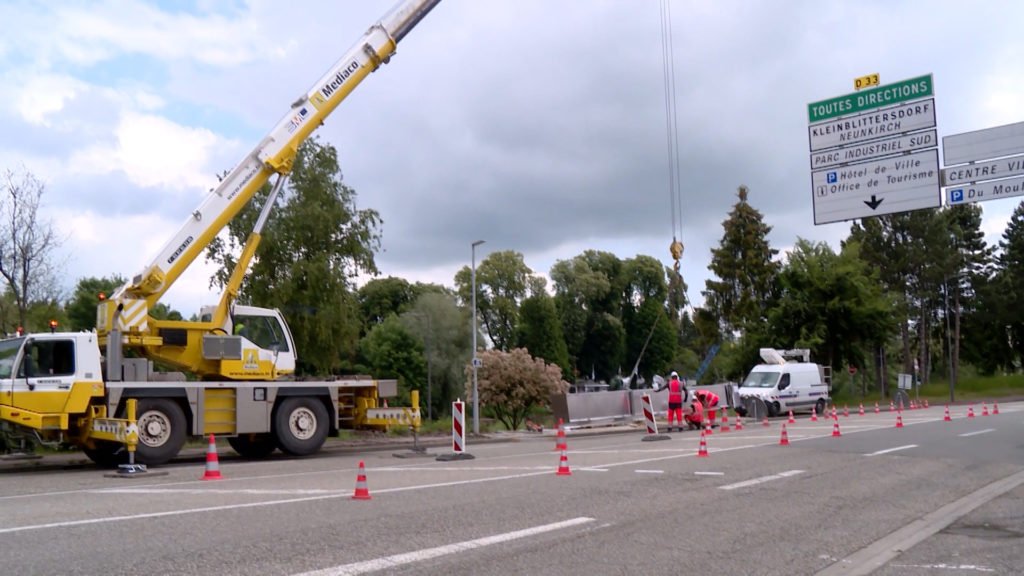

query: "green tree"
left=205, top=137, right=380, bottom=375
left=470, top=347, right=568, bottom=431
left=550, top=250, right=625, bottom=378
left=942, top=204, right=994, bottom=388
left=455, top=250, right=539, bottom=351
left=620, top=255, right=675, bottom=382
left=358, top=276, right=416, bottom=333
left=702, top=185, right=780, bottom=336
left=579, top=312, right=625, bottom=381
left=996, top=200, right=1024, bottom=366
left=401, top=292, right=471, bottom=419
left=66, top=275, right=126, bottom=331
left=359, top=315, right=426, bottom=407
left=517, top=292, right=570, bottom=379
left=767, top=239, right=892, bottom=374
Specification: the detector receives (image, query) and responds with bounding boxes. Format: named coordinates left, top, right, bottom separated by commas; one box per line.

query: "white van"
left=737, top=349, right=831, bottom=417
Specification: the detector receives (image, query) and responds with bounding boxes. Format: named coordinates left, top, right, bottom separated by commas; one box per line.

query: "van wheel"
left=815, top=399, right=827, bottom=416
left=134, top=398, right=187, bottom=466
left=274, top=397, right=328, bottom=456
left=766, top=402, right=779, bottom=417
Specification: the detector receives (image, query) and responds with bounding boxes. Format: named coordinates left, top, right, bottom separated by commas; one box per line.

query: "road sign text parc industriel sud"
left=808, top=99, right=935, bottom=152
left=812, top=129, right=936, bottom=170
left=811, top=148, right=940, bottom=225
left=808, top=75, right=933, bottom=124
left=948, top=174, right=1024, bottom=206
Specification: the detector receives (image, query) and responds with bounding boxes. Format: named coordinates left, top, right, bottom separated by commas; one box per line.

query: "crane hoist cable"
left=660, top=0, right=684, bottom=272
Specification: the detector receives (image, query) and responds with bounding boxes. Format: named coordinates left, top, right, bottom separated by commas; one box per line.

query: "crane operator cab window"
left=231, top=314, right=290, bottom=353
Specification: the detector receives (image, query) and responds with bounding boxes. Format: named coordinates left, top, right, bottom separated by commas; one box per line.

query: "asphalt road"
left=1, top=402, right=1022, bottom=575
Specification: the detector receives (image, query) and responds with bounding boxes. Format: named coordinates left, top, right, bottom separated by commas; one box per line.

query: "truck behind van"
left=737, top=349, right=832, bottom=417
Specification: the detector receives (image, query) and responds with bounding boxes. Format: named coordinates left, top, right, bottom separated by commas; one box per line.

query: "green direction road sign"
left=808, top=74, right=933, bottom=124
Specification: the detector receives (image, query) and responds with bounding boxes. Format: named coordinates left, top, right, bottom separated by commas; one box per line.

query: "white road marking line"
left=960, top=429, right=994, bottom=437
left=694, top=471, right=725, bottom=476
left=291, top=517, right=596, bottom=576
left=816, top=469, right=1024, bottom=576
left=865, top=444, right=918, bottom=457
left=719, top=470, right=804, bottom=491
left=890, top=563, right=995, bottom=573
left=96, top=488, right=337, bottom=495
left=634, top=469, right=664, bottom=474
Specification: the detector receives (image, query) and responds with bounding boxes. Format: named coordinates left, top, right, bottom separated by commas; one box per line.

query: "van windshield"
left=743, top=371, right=780, bottom=388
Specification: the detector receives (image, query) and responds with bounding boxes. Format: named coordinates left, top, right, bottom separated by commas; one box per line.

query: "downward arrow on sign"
left=864, top=195, right=884, bottom=210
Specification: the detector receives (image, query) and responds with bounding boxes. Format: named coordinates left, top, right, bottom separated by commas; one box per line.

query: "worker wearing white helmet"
left=666, top=371, right=685, bottom=432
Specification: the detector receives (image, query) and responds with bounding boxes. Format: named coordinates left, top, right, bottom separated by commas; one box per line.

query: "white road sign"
left=811, top=149, right=940, bottom=225
left=811, top=129, right=937, bottom=170
left=943, top=120, right=1024, bottom=166
left=809, top=98, right=935, bottom=152
left=941, top=153, right=1024, bottom=187
left=947, top=174, right=1024, bottom=206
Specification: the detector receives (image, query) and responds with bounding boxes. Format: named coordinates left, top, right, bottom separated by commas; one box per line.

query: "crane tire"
left=274, top=397, right=328, bottom=456
left=134, top=398, right=188, bottom=466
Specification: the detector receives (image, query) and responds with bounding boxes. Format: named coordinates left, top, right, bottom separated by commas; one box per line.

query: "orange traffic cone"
left=704, top=418, right=713, bottom=436
left=895, top=412, right=904, bottom=428
left=787, top=410, right=795, bottom=424
left=910, top=400, right=916, bottom=410
left=889, top=401, right=895, bottom=412
left=779, top=423, right=790, bottom=446
left=831, top=407, right=838, bottom=420
left=734, top=416, right=744, bottom=430
left=982, top=403, right=990, bottom=416
left=554, top=418, right=567, bottom=451
left=762, top=416, right=770, bottom=428
left=993, top=402, right=1000, bottom=415
left=352, top=460, right=372, bottom=499
left=924, top=399, right=929, bottom=408
left=721, top=412, right=730, bottom=433
left=556, top=448, right=572, bottom=476
left=968, top=405, right=975, bottom=418
left=858, top=404, right=865, bottom=416
left=382, top=398, right=388, bottom=408
left=843, top=405, right=850, bottom=418
left=810, top=406, right=818, bottom=422
left=874, top=402, right=880, bottom=414
left=202, top=434, right=222, bottom=480
left=697, top=430, right=709, bottom=457
left=943, top=405, right=952, bottom=422
left=832, top=419, right=842, bottom=437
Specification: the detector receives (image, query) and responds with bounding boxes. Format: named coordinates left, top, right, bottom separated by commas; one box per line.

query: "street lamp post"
left=471, top=239, right=485, bottom=435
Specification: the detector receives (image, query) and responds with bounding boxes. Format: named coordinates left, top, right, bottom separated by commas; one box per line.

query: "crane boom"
left=98, top=0, right=441, bottom=380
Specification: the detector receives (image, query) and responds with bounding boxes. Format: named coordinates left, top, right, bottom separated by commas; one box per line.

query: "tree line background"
left=3, top=139, right=1023, bottom=421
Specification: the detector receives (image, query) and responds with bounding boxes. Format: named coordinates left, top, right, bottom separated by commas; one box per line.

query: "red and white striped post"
left=436, top=398, right=475, bottom=460
left=452, top=399, right=466, bottom=453
left=641, top=393, right=670, bottom=441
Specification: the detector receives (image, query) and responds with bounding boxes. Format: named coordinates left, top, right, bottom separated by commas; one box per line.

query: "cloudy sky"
left=2, top=0, right=1023, bottom=316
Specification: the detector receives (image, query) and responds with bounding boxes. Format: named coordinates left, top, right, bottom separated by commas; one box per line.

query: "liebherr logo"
left=318, top=61, right=360, bottom=101
left=167, top=236, right=194, bottom=265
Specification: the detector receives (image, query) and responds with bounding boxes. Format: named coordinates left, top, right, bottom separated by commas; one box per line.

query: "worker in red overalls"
left=666, top=371, right=686, bottom=432
left=694, top=390, right=721, bottom=427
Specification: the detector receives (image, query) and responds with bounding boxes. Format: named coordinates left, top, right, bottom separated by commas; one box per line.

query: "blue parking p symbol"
left=950, top=189, right=964, bottom=203
left=826, top=172, right=837, bottom=184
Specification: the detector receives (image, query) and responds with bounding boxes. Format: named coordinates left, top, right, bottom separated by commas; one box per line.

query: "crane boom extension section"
left=97, top=0, right=441, bottom=380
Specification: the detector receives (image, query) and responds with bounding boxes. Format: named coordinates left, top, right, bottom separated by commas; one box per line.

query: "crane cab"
left=200, top=305, right=297, bottom=377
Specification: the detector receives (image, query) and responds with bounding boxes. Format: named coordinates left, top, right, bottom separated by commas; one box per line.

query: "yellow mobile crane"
left=0, top=0, right=440, bottom=466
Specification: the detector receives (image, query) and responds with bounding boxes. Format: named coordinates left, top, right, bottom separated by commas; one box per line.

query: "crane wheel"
left=273, top=397, right=328, bottom=456
left=134, top=398, right=187, bottom=466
